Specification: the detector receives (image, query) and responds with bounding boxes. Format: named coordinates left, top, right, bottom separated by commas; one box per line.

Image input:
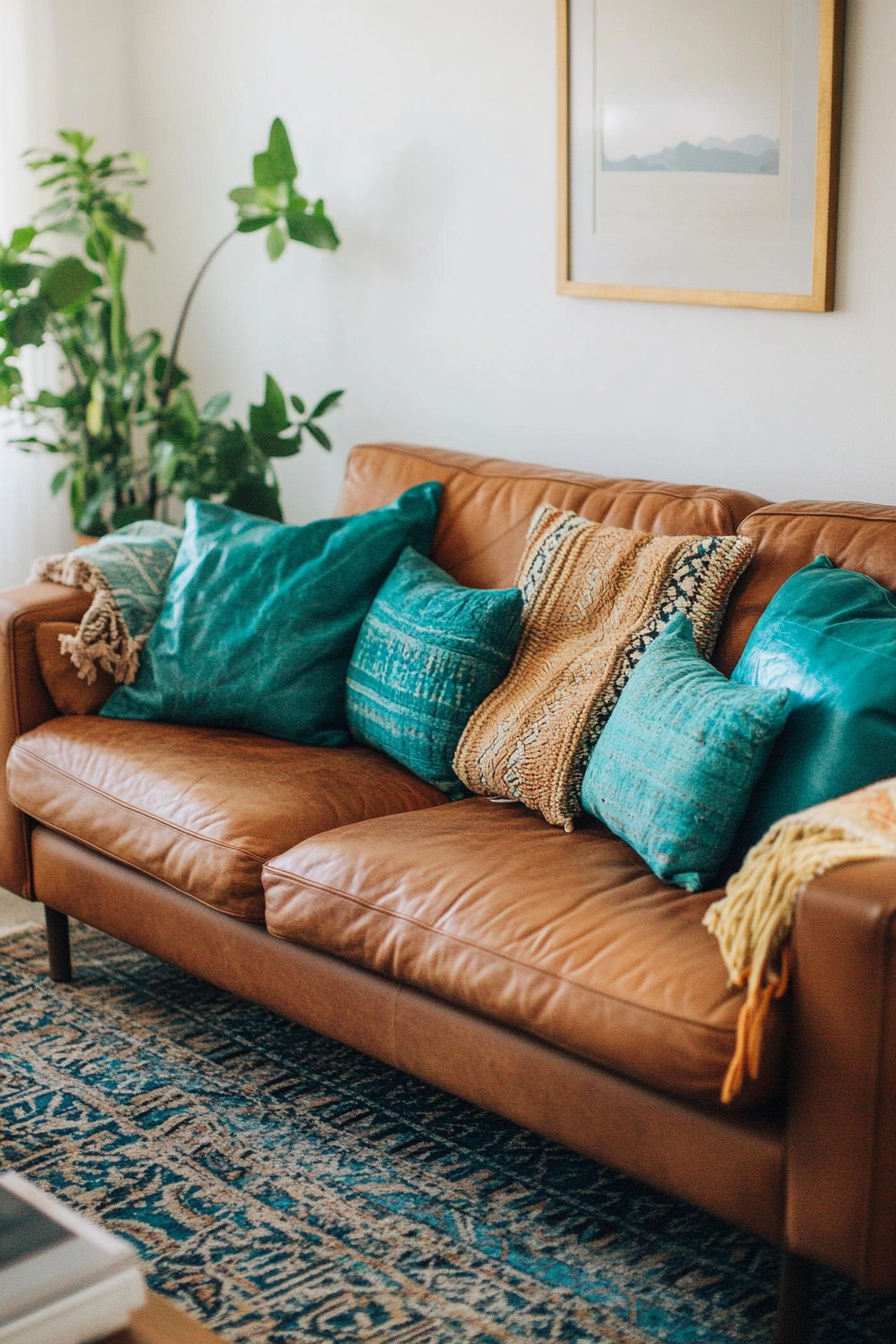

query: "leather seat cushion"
left=263, top=798, right=786, bottom=1107
left=7, top=717, right=448, bottom=921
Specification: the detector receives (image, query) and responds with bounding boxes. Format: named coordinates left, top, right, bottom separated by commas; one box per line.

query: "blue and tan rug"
left=1, top=922, right=894, bottom=1343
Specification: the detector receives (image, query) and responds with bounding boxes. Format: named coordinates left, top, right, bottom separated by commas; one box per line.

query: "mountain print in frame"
left=558, top=0, right=844, bottom=310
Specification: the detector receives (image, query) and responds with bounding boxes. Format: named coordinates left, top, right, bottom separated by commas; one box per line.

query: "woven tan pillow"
left=453, top=506, right=754, bottom=830
left=36, top=622, right=117, bottom=716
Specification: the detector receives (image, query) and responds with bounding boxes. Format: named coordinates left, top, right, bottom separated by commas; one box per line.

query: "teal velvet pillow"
left=580, top=614, right=791, bottom=892
left=346, top=547, right=523, bottom=798
left=101, top=483, right=442, bottom=746
left=729, top=553, right=896, bottom=860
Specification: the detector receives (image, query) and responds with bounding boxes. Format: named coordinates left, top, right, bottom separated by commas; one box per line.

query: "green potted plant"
left=0, top=119, right=342, bottom=536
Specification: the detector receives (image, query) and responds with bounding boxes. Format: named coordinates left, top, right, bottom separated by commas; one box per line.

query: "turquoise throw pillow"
left=581, top=614, right=791, bottom=892
left=729, top=553, right=896, bottom=861
left=346, top=547, right=523, bottom=798
left=101, top=483, right=442, bottom=746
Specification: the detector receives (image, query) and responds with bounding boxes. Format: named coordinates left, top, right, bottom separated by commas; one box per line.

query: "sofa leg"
left=45, top=908, right=72, bottom=983
left=773, top=1249, right=813, bottom=1343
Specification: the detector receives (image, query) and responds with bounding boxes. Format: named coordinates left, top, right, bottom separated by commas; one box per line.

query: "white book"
left=0, top=1172, right=145, bottom=1344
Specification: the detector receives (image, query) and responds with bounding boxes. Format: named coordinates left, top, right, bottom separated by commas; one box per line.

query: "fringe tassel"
left=30, top=553, right=145, bottom=685
left=705, top=810, right=896, bottom=1104
left=720, top=945, right=790, bottom=1105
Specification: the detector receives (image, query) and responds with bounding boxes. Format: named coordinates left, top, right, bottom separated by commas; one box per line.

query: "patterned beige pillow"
left=453, top=506, right=754, bottom=830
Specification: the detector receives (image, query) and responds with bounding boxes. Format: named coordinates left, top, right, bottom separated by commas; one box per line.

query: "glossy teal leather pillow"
left=729, top=553, right=896, bottom=859
left=347, top=547, right=523, bottom=798
left=101, top=483, right=442, bottom=746
left=581, top=614, right=791, bottom=892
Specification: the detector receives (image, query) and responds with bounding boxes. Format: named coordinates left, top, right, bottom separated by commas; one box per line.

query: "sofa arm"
left=786, top=857, right=896, bottom=1292
left=0, top=583, right=90, bottom=897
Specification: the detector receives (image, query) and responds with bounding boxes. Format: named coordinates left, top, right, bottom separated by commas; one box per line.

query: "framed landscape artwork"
left=557, top=0, right=845, bottom=310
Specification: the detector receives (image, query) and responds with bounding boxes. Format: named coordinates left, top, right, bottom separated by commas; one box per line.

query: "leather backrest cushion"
left=715, top=503, right=896, bottom=674
left=337, top=443, right=769, bottom=590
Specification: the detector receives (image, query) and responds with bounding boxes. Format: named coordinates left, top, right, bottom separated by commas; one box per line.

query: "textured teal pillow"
left=101, top=483, right=442, bottom=746
left=346, top=547, right=523, bottom=798
left=581, top=614, right=791, bottom=892
left=729, top=554, right=896, bottom=861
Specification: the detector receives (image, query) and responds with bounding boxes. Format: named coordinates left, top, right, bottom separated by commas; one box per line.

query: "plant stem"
left=88, top=221, right=125, bottom=367
left=87, top=219, right=134, bottom=496
left=49, top=318, right=85, bottom=390
left=159, top=229, right=237, bottom=409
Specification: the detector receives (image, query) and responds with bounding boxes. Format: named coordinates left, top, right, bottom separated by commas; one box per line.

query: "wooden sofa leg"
left=45, top=908, right=72, bottom=983
left=773, top=1250, right=813, bottom=1343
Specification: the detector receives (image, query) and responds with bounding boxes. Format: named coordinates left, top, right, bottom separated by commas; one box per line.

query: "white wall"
left=122, top=0, right=896, bottom=518
left=4, top=0, right=896, bottom=566
left=0, top=0, right=132, bottom=586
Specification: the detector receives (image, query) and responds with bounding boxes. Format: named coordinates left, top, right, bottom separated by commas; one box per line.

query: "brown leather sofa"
left=3, top=442, right=896, bottom=1339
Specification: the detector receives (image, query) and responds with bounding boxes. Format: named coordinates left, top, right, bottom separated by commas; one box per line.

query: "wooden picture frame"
left=557, top=0, right=845, bottom=311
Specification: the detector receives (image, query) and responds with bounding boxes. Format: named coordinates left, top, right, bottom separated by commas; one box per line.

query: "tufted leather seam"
left=263, top=866, right=742, bottom=1040
left=11, top=743, right=271, bottom=864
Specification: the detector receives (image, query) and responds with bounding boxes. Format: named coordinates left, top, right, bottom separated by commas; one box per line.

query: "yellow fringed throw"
left=704, top=779, right=896, bottom=1105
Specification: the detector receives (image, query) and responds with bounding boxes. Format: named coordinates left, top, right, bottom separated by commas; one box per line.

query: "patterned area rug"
left=1, top=923, right=894, bottom=1344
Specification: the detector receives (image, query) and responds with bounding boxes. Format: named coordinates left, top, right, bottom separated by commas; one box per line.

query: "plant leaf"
left=86, top=395, right=104, bottom=436
left=10, top=436, right=59, bottom=451
left=200, top=391, right=231, bottom=421
left=153, top=353, right=189, bottom=390
left=58, top=129, right=96, bottom=155
left=256, top=431, right=302, bottom=458
left=111, top=503, right=154, bottom=529
left=162, top=387, right=202, bottom=441
left=10, top=226, right=37, bottom=253
left=310, top=389, right=343, bottom=418
left=305, top=421, right=332, bottom=451
left=228, top=186, right=259, bottom=206
left=290, top=394, right=305, bottom=415
left=50, top=466, right=70, bottom=496
left=210, top=425, right=251, bottom=482
left=7, top=298, right=49, bottom=347
left=264, top=373, right=288, bottom=425
left=0, top=261, right=37, bottom=291
left=225, top=477, right=283, bottom=521
left=268, top=118, right=298, bottom=181
left=41, top=256, right=100, bottom=310
left=249, top=374, right=289, bottom=437
left=236, top=215, right=277, bottom=234
left=285, top=201, right=339, bottom=250
left=266, top=223, right=286, bottom=261
left=129, top=328, right=162, bottom=364
left=153, top=440, right=178, bottom=489
left=253, top=117, right=297, bottom=188
left=102, top=208, right=148, bottom=242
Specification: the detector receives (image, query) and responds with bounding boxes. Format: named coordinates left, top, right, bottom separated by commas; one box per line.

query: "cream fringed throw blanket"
left=30, top=521, right=183, bottom=686
left=705, top=779, right=896, bottom=1104
left=454, top=506, right=753, bottom=830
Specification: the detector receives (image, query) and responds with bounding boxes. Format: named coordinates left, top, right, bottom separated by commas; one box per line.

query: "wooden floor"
left=107, top=1292, right=223, bottom=1343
